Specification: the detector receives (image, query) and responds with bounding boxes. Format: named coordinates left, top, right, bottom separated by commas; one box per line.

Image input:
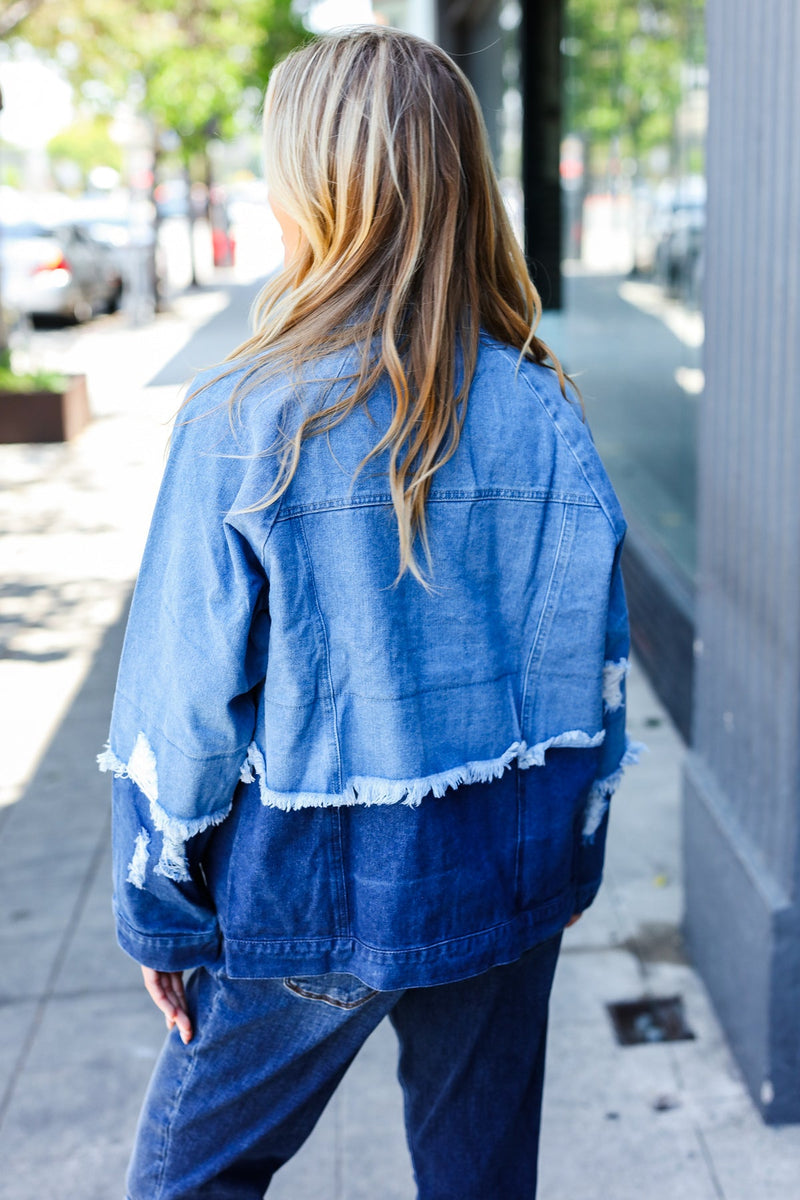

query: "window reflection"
left=553, top=0, right=706, bottom=585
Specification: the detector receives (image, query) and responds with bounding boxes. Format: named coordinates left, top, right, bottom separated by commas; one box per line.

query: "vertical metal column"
left=520, top=0, right=563, bottom=309
left=683, top=0, right=800, bottom=1123
left=437, top=0, right=564, bottom=311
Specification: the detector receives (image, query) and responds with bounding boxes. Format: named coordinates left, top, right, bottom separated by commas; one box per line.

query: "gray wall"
left=683, top=0, right=800, bottom=1122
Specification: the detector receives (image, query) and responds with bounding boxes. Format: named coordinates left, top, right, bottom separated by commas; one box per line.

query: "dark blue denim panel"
left=515, top=747, right=603, bottom=909
left=112, top=776, right=221, bottom=971
left=339, top=769, right=520, bottom=950
left=204, top=782, right=345, bottom=942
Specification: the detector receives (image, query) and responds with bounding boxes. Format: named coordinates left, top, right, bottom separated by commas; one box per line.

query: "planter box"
left=0, top=374, right=90, bottom=443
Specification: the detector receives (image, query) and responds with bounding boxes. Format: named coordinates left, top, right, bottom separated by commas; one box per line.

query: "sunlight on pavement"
left=0, top=365, right=187, bottom=810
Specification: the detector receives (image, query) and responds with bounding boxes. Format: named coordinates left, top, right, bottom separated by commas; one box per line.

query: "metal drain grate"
left=606, top=995, right=695, bottom=1046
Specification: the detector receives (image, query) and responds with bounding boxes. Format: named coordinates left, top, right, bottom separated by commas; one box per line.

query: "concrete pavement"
left=1, top=278, right=799, bottom=1198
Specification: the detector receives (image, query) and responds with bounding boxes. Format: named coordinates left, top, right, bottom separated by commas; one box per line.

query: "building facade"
left=433, top=0, right=800, bottom=1124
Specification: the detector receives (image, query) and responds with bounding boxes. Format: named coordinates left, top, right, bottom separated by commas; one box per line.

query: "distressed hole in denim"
left=602, top=657, right=629, bottom=713
left=98, top=732, right=232, bottom=883
left=127, top=828, right=150, bottom=889
left=97, top=731, right=159, bottom=803
left=581, top=735, right=647, bottom=842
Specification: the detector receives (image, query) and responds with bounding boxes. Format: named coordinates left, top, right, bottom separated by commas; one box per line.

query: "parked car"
left=74, top=211, right=166, bottom=311
left=0, top=220, right=123, bottom=324
left=630, top=186, right=674, bottom=276
left=654, top=194, right=705, bottom=304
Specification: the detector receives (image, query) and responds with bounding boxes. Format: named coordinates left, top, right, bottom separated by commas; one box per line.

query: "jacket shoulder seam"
left=489, top=343, right=624, bottom=539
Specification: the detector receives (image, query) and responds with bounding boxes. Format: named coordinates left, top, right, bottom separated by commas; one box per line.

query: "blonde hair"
left=205, top=26, right=575, bottom=583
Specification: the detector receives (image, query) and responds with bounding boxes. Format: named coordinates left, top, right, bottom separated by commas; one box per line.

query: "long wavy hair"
left=203, top=25, right=575, bottom=583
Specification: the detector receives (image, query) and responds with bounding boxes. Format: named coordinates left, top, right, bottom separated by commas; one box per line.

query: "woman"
left=100, top=26, right=638, bottom=1200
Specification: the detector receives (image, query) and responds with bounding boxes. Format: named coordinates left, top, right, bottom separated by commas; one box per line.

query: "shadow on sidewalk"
left=148, top=281, right=266, bottom=388
left=0, top=595, right=165, bottom=1199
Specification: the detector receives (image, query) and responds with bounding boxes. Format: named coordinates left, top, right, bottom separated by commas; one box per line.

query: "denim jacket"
left=100, top=333, right=640, bottom=986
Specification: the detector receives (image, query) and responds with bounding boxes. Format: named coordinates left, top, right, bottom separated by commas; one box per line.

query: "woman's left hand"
left=565, top=912, right=583, bottom=928
left=141, top=967, right=193, bottom=1043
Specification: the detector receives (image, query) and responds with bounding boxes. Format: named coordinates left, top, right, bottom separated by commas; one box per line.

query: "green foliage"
left=15, top=0, right=307, bottom=158
left=564, top=0, right=705, bottom=160
left=249, top=0, right=311, bottom=91
left=47, top=114, right=123, bottom=181
left=0, top=348, right=68, bottom=393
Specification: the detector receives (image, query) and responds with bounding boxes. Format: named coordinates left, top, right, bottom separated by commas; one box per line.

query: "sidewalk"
left=1, top=281, right=799, bottom=1198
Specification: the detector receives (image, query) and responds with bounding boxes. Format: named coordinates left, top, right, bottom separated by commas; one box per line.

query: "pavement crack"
left=695, top=1126, right=728, bottom=1199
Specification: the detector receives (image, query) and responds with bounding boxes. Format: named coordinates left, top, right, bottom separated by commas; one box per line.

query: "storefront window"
left=553, top=0, right=707, bottom=587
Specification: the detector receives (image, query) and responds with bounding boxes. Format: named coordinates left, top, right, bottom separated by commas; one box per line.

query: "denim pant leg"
left=126, top=967, right=401, bottom=1200
left=389, top=932, right=563, bottom=1200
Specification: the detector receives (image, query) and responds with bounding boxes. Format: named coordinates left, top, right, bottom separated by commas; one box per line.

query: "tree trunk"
left=148, top=129, right=166, bottom=312
left=184, top=159, right=200, bottom=289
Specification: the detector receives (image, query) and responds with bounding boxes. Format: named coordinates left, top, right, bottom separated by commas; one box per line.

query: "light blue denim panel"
left=241, top=342, right=625, bottom=808
left=99, top=375, right=275, bottom=877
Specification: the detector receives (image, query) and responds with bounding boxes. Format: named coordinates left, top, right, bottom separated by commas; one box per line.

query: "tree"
left=12, top=0, right=306, bottom=291
left=47, top=114, right=122, bottom=190
left=563, top=0, right=705, bottom=178
left=0, top=0, right=47, bottom=38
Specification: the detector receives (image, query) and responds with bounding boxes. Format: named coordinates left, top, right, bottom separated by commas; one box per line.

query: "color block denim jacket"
left=100, top=333, right=640, bottom=988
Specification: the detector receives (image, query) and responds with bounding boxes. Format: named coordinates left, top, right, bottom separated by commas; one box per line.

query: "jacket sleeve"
left=574, top=539, right=643, bottom=912
left=99, top=383, right=273, bottom=969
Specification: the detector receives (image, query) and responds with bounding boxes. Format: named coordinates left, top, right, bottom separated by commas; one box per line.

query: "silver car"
left=0, top=220, right=123, bottom=323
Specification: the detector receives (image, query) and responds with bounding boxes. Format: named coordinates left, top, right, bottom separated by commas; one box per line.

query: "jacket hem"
left=115, top=914, right=221, bottom=972
left=218, top=886, right=578, bottom=990
left=240, top=729, right=606, bottom=812
left=574, top=876, right=603, bottom=913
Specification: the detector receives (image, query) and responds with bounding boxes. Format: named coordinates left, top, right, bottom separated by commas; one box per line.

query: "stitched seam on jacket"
left=520, top=503, right=571, bottom=726
left=297, top=513, right=344, bottom=792
left=330, top=807, right=351, bottom=937
left=246, top=346, right=357, bottom=560
left=225, top=892, right=572, bottom=955
left=273, top=490, right=599, bottom=520
left=263, top=669, right=520, bottom=707
left=262, top=672, right=518, bottom=708
left=490, top=342, right=624, bottom=538
left=111, top=692, right=253, bottom=763
left=116, top=911, right=219, bottom=944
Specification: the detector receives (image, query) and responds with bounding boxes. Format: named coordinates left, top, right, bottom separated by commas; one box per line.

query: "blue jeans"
left=126, top=933, right=563, bottom=1200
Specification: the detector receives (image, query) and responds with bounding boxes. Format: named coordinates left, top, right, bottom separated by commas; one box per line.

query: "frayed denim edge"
left=602, top=657, right=629, bottom=713
left=97, top=735, right=232, bottom=883
left=581, top=734, right=648, bottom=842
left=240, top=729, right=608, bottom=813
left=98, top=727, right=647, bottom=871
left=126, top=829, right=150, bottom=889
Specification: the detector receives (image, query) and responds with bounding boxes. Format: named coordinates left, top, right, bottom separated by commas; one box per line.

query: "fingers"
left=565, top=911, right=583, bottom=928
left=141, top=967, right=194, bottom=1044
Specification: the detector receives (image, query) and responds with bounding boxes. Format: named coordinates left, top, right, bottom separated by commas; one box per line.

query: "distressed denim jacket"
left=100, top=333, right=640, bottom=986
